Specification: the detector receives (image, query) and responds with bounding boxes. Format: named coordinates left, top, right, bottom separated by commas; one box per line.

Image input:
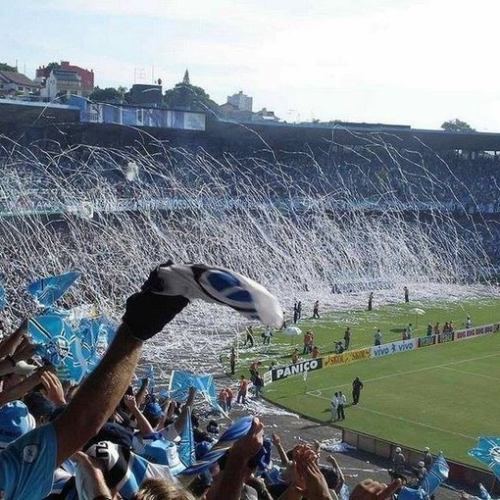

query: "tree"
left=163, top=80, right=219, bottom=112
left=0, top=63, right=17, bottom=72
left=46, top=62, right=60, bottom=73
left=89, top=86, right=123, bottom=103
left=441, top=119, right=475, bottom=132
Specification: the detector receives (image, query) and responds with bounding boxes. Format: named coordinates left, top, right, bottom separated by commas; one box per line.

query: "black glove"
left=123, top=263, right=189, bottom=341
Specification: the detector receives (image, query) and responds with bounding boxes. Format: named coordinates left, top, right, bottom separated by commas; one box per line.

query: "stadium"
left=1, top=97, right=500, bottom=497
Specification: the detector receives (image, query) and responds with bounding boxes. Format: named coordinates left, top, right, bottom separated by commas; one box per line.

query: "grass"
left=224, top=296, right=500, bottom=466
left=264, top=333, right=500, bottom=466
left=230, top=297, right=500, bottom=373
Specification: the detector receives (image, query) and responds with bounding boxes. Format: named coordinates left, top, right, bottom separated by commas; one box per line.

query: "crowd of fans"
left=0, top=264, right=412, bottom=500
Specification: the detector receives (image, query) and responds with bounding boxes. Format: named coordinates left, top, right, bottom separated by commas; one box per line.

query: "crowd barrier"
left=264, top=322, right=500, bottom=384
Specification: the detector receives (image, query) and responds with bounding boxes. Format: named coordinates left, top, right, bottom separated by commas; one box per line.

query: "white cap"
left=424, top=446, right=430, bottom=452
left=395, top=447, right=402, bottom=453
left=418, top=461, right=425, bottom=467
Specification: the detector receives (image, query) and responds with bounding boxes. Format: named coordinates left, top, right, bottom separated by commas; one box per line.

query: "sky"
left=2, top=0, right=500, bottom=131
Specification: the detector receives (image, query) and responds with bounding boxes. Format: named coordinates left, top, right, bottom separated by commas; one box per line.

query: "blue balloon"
left=28, top=314, right=86, bottom=383
left=27, top=271, right=81, bottom=308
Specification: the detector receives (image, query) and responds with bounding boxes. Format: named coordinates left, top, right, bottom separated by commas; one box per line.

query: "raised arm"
left=123, top=394, right=155, bottom=437
left=53, top=267, right=189, bottom=466
left=173, top=387, right=197, bottom=434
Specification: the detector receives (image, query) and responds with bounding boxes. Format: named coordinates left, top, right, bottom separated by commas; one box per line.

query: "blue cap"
left=143, top=439, right=185, bottom=475
left=0, top=401, right=36, bottom=448
left=144, top=402, right=163, bottom=418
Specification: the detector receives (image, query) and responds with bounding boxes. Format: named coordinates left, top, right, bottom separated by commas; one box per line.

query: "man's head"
left=132, top=478, right=195, bottom=500
left=24, top=391, right=56, bottom=426
left=144, top=402, right=163, bottom=428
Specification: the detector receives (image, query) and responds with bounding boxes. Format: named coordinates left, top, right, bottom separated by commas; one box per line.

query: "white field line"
left=310, top=391, right=477, bottom=439
left=439, top=365, right=500, bottom=382
left=304, top=352, right=500, bottom=440
left=308, top=351, right=500, bottom=394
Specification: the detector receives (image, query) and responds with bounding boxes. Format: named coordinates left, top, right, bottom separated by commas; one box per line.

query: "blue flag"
left=77, top=316, right=115, bottom=375
left=178, top=407, right=195, bottom=467
left=419, top=453, right=449, bottom=495
left=27, top=271, right=81, bottom=308
left=147, top=365, right=156, bottom=395
left=470, top=437, right=500, bottom=481
left=166, top=371, right=223, bottom=413
left=28, top=314, right=86, bottom=383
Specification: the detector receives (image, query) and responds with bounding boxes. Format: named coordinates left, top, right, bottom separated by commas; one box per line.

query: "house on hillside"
left=36, top=61, right=94, bottom=95
left=0, top=71, right=39, bottom=96
left=42, top=70, right=83, bottom=101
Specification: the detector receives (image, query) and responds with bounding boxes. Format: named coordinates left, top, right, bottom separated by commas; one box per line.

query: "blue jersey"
left=0, top=423, right=57, bottom=499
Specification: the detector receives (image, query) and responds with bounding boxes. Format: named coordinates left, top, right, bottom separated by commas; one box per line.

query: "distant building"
left=227, top=91, right=253, bottom=112
left=127, top=84, right=163, bottom=106
left=218, top=102, right=253, bottom=121
left=0, top=71, right=39, bottom=96
left=253, top=108, right=280, bottom=122
left=36, top=61, right=94, bottom=95
left=42, top=70, right=83, bottom=101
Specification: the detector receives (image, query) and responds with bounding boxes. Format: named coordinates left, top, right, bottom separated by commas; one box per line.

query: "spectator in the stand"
left=393, top=447, right=406, bottom=475
left=423, top=446, right=433, bottom=470
left=0, top=262, right=189, bottom=499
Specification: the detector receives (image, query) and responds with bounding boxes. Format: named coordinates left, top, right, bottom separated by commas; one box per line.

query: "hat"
left=418, top=461, right=425, bottom=467
left=0, top=401, right=36, bottom=448
left=395, top=447, right=402, bottom=453
left=424, top=446, right=430, bottom=452
left=143, top=439, right=186, bottom=475
left=144, top=402, right=163, bottom=418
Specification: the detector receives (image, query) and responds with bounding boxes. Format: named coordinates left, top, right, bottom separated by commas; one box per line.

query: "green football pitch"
left=228, top=296, right=500, bottom=466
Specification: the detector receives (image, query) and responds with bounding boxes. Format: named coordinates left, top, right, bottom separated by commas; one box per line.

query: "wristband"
left=6, top=355, right=16, bottom=367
